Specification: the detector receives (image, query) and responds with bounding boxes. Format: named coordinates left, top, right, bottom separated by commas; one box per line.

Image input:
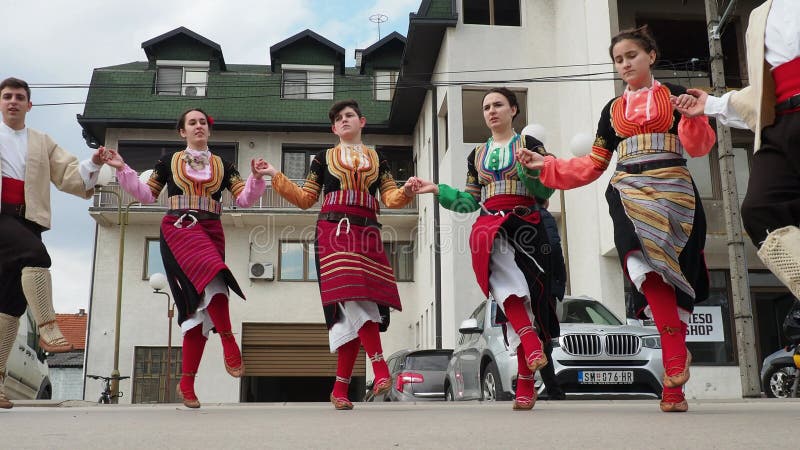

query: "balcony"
left=90, top=181, right=418, bottom=228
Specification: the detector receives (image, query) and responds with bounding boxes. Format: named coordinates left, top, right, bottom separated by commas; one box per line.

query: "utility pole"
left=703, top=0, right=760, bottom=397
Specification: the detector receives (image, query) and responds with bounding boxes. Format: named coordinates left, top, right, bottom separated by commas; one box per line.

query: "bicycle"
left=86, top=374, right=130, bottom=404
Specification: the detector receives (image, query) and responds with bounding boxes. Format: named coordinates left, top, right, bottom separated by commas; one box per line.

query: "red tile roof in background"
left=55, top=311, right=88, bottom=350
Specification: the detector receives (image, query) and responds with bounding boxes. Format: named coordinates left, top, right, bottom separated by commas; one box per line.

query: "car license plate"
left=578, top=370, right=634, bottom=384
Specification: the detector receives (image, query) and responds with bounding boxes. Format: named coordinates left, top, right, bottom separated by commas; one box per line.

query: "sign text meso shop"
left=685, top=306, right=725, bottom=342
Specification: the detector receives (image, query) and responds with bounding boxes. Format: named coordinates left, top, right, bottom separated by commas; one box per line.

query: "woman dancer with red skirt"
left=517, top=26, right=716, bottom=412
left=263, top=100, right=414, bottom=410
left=103, top=108, right=269, bottom=408
left=409, top=87, right=558, bottom=410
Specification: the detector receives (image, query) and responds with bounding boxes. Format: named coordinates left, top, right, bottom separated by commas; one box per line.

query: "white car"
left=3, top=312, right=52, bottom=400
left=445, top=295, right=664, bottom=401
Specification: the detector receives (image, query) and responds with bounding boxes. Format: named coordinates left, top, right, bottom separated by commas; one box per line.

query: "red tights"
left=640, top=273, right=688, bottom=380
left=180, top=325, right=207, bottom=400
left=503, top=295, right=544, bottom=364
left=206, top=294, right=242, bottom=370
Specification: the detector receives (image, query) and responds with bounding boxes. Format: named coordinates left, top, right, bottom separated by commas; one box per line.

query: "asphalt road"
left=4, top=399, right=799, bottom=449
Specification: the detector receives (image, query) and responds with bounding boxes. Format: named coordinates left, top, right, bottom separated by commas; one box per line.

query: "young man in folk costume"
left=0, top=77, right=104, bottom=409
left=677, top=0, right=800, bottom=305
left=262, top=99, right=415, bottom=410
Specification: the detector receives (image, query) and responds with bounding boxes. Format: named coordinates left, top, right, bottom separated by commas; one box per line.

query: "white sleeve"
left=79, top=158, right=102, bottom=190
left=704, top=91, right=751, bottom=130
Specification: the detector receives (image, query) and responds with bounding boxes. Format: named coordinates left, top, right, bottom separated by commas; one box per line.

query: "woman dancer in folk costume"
left=409, top=87, right=558, bottom=411
left=518, top=26, right=716, bottom=412
left=103, top=108, right=269, bottom=408
left=262, top=99, right=415, bottom=410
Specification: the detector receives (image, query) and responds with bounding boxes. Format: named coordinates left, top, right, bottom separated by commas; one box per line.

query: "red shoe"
left=513, top=373, right=536, bottom=410
left=176, top=373, right=201, bottom=409
left=526, top=350, right=548, bottom=372
left=373, top=377, right=392, bottom=396
left=330, top=393, right=354, bottom=410
left=659, top=392, right=688, bottom=412
left=219, top=332, right=244, bottom=378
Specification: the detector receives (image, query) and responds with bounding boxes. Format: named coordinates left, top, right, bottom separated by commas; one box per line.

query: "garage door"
left=242, top=323, right=366, bottom=377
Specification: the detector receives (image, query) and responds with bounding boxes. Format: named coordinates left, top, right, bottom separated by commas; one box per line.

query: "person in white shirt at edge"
left=0, top=77, right=104, bottom=409
left=677, top=0, right=800, bottom=302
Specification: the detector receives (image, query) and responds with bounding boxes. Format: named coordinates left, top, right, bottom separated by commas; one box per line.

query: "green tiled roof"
left=81, top=64, right=390, bottom=126
left=418, top=0, right=456, bottom=19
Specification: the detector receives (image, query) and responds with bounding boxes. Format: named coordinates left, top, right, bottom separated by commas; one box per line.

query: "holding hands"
left=515, top=148, right=545, bottom=170
left=671, top=89, right=708, bottom=117
left=250, top=158, right=274, bottom=179
left=100, top=147, right=126, bottom=169
left=404, top=177, right=438, bottom=195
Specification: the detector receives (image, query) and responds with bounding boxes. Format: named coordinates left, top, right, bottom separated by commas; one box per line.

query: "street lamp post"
left=95, top=186, right=140, bottom=403
left=149, top=273, right=174, bottom=403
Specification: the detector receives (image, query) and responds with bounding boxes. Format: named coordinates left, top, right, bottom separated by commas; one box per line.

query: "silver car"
left=445, top=295, right=664, bottom=401
left=3, top=312, right=52, bottom=400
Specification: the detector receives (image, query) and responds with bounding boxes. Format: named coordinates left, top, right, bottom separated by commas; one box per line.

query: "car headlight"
left=551, top=338, right=560, bottom=348
left=641, top=335, right=661, bottom=349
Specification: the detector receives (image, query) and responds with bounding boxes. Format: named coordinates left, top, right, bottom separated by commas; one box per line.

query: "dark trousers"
left=0, top=214, right=50, bottom=317
left=741, top=111, right=800, bottom=247
left=539, top=340, right=564, bottom=396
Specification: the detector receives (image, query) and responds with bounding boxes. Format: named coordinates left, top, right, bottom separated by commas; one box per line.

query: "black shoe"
left=547, top=391, right=566, bottom=400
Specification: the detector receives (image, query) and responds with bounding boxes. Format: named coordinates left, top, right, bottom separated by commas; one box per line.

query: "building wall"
left=50, top=368, right=84, bottom=401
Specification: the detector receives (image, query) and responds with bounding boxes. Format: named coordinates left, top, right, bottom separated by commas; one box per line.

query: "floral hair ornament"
left=206, top=115, right=215, bottom=126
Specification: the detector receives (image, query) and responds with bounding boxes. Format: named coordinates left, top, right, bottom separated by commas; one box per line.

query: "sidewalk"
left=4, top=399, right=798, bottom=449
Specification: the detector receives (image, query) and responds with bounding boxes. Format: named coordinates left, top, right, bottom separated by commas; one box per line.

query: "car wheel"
left=446, top=384, right=454, bottom=401
left=481, top=361, right=501, bottom=401
left=36, top=380, right=52, bottom=400
left=764, top=365, right=797, bottom=398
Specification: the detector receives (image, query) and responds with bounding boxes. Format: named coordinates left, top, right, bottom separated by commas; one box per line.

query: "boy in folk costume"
left=678, top=0, right=800, bottom=302
left=0, top=77, right=104, bottom=409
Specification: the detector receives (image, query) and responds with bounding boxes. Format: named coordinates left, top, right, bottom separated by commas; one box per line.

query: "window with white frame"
left=463, top=0, right=520, bottom=26
left=155, top=60, right=209, bottom=96
left=281, top=64, right=334, bottom=99
left=374, top=70, right=399, bottom=101
left=144, top=238, right=166, bottom=280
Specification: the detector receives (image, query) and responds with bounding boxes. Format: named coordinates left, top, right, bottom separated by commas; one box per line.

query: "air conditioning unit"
left=249, top=262, right=274, bottom=281
left=182, top=85, right=205, bottom=96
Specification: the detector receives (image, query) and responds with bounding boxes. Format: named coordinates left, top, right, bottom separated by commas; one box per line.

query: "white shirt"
left=0, top=121, right=101, bottom=189
left=704, top=0, right=800, bottom=129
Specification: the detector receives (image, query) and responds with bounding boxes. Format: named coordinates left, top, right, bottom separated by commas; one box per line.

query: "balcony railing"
left=92, top=180, right=417, bottom=213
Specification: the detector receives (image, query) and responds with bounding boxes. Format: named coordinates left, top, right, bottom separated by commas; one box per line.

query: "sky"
left=2, top=0, right=421, bottom=313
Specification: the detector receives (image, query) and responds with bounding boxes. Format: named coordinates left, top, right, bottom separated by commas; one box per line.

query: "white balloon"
left=95, top=164, right=116, bottom=187
left=569, top=132, right=595, bottom=157
left=138, top=169, right=154, bottom=184
left=520, top=123, right=547, bottom=145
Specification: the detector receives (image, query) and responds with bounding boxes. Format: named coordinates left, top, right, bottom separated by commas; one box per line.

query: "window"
left=463, top=0, right=520, bottom=26
left=155, top=60, right=209, bottom=96
left=132, top=346, right=183, bottom=403
left=279, top=241, right=318, bottom=281
left=281, top=146, right=326, bottom=181
left=144, top=238, right=166, bottom=280
left=686, top=271, right=736, bottom=365
left=117, top=141, right=237, bottom=172
left=461, top=87, right=528, bottom=143
left=374, top=70, right=399, bottom=101
left=384, top=241, right=414, bottom=282
left=281, top=64, right=334, bottom=99
left=376, top=146, right=414, bottom=181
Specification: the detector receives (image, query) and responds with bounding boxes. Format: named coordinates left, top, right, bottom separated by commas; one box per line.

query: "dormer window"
left=155, top=60, right=209, bottom=96
left=374, top=70, right=399, bottom=101
left=281, top=64, right=334, bottom=99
